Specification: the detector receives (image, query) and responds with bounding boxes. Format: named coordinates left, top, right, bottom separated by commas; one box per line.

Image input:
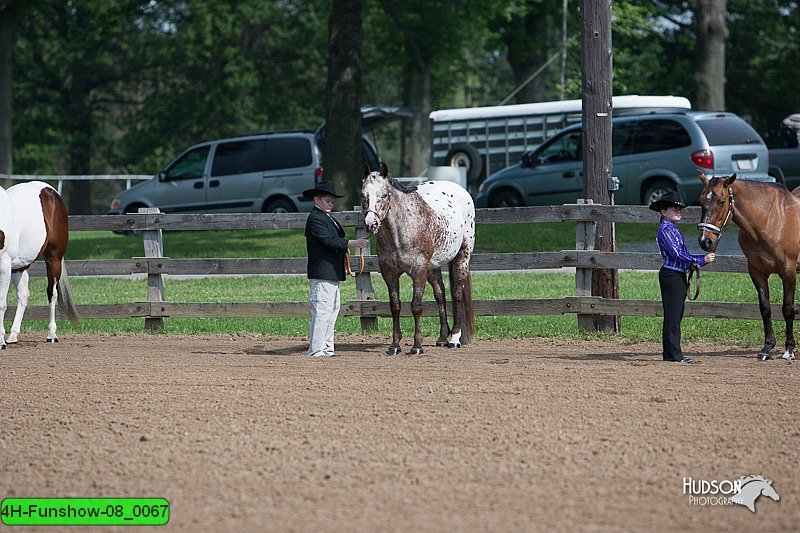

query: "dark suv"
left=474, top=111, right=772, bottom=207
left=109, top=106, right=411, bottom=214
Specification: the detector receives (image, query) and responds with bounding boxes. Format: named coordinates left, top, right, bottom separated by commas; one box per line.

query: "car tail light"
left=314, top=166, right=324, bottom=184
left=691, top=149, right=714, bottom=169
left=110, top=199, right=120, bottom=209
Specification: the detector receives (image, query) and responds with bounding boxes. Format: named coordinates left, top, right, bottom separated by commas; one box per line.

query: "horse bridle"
left=697, top=186, right=735, bottom=236
left=363, top=208, right=381, bottom=222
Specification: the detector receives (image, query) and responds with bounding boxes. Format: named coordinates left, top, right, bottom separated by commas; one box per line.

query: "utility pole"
left=580, top=0, right=619, bottom=333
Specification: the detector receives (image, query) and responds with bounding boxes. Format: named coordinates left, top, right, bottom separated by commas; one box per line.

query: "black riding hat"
left=649, top=190, right=687, bottom=212
left=302, top=180, right=343, bottom=199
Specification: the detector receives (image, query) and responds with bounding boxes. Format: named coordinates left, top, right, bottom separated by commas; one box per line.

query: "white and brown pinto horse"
left=361, top=163, right=475, bottom=355
left=0, top=181, right=78, bottom=348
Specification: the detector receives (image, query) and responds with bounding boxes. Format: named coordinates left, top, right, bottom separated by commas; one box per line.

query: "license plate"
left=737, top=160, right=753, bottom=170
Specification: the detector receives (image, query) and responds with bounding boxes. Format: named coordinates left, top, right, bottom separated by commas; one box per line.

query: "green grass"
left=68, top=222, right=656, bottom=260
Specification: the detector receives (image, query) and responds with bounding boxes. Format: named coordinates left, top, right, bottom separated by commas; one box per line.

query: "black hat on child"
left=649, top=190, right=687, bottom=212
left=302, top=180, right=343, bottom=199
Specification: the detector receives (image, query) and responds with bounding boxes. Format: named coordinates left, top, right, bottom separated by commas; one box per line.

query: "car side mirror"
left=521, top=153, right=535, bottom=168
left=157, top=171, right=167, bottom=182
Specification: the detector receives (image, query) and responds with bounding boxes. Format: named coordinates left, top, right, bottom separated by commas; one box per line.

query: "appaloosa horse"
left=697, top=171, right=799, bottom=360
left=0, top=181, right=78, bottom=348
left=361, top=163, right=475, bottom=355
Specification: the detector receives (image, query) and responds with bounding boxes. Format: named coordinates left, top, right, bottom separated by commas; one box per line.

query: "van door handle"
left=563, top=171, right=575, bottom=178
left=209, top=180, right=220, bottom=187
left=193, top=181, right=203, bottom=189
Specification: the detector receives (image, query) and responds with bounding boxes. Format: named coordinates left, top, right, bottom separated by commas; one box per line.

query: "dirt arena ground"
left=1, top=333, right=798, bottom=532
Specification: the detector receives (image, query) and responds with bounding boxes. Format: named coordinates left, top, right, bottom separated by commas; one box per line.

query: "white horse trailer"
left=428, top=95, right=692, bottom=189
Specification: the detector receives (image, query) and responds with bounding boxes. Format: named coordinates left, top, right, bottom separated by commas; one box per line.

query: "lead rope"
left=345, top=247, right=365, bottom=277
left=687, top=264, right=700, bottom=301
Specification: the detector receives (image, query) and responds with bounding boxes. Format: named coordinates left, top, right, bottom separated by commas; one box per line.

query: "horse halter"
left=697, top=186, right=735, bottom=236
left=363, top=209, right=381, bottom=221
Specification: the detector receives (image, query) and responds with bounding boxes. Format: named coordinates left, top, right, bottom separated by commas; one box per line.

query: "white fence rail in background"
left=0, top=174, right=151, bottom=194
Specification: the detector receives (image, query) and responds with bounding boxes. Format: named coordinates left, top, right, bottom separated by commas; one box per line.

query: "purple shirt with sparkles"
left=657, top=219, right=707, bottom=272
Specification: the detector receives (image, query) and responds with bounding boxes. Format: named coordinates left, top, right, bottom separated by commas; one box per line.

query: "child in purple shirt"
left=650, top=191, right=716, bottom=364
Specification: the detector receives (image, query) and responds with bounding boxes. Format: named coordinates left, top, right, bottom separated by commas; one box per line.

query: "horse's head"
left=361, top=162, right=392, bottom=234
left=761, top=479, right=780, bottom=502
left=697, top=171, right=737, bottom=252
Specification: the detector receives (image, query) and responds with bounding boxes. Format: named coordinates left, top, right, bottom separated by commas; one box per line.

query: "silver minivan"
left=109, top=106, right=411, bottom=215
left=474, top=111, right=772, bottom=207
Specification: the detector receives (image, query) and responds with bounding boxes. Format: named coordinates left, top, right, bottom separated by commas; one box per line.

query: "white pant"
left=308, top=279, right=340, bottom=356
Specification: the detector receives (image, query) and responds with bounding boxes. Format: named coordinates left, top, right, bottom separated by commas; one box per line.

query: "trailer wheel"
left=446, top=143, right=484, bottom=184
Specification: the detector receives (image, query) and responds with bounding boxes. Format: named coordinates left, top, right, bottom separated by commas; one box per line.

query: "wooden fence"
left=14, top=204, right=785, bottom=332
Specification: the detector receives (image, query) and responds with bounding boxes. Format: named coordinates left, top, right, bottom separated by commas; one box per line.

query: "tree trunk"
left=401, top=65, right=431, bottom=177
left=581, top=0, right=619, bottom=334
left=693, top=0, right=728, bottom=111
left=324, top=0, right=364, bottom=211
left=0, top=26, right=12, bottom=178
left=501, top=8, right=553, bottom=103
left=64, top=82, right=93, bottom=215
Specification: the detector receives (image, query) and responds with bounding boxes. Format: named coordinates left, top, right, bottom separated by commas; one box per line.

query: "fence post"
left=575, top=199, right=595, bottom=331
left=139, top=207, right=165, bottom=332
left=352, top=208, right=377, bottom=332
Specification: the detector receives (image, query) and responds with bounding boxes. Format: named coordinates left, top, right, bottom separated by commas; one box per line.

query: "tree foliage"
left=6, top=0, right=800, bottom=212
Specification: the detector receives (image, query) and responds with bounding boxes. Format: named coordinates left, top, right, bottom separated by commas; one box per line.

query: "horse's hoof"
left=757, top=353, right=772, bottom=361
left=387, top=346, right=401, bottom=356
left=409, top=347, right=423, bottom=356
left=782, top=352, right=795, bottom=361
left=435, top=341, right=449, bottom=347
left=447, top=342, right=461, bottom=349
left=46, top=338, right=58, bottom=344
left=0, top=344, right=5, bottom=350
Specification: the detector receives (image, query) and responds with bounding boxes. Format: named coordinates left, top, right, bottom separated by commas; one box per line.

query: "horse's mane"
left=739, top=475, right=768, bottom=485
left=722, top=177, right=794, bottom=198
left=388, top=177, right=417, bottom=193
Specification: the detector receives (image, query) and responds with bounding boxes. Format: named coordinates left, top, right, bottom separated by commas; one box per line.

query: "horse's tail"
left=449, top=260, right=475, bottom=345
left=57, top=262, right=79, bottom=325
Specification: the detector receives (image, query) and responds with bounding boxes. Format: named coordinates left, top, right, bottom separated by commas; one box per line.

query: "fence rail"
left=10, top=204, right=788, bottom=331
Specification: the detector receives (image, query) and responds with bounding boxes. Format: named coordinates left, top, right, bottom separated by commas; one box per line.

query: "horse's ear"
left=380, top=162, right=389, bottom=178
left=362, top=162, right=371, bottom=180
left=727, top=173, right=737, bottom=185
left=698, top=170, right=709, bottom=185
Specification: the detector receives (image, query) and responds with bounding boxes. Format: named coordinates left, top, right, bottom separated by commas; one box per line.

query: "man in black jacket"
left=303, top=180, right=369, bottom=357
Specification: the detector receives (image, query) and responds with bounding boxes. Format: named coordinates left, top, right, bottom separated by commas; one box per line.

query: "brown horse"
left=697, top=171, right=798, bottom=360
left=0, top=181, right=78, bottom=348
left=361, top=163, right=475, bottom=355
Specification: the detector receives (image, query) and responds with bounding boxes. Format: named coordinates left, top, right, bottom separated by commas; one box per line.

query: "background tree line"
left=0, top=0, right=798, bottom=213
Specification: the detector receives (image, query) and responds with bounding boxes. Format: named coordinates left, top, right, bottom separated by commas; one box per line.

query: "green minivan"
left=474, top=111, right=772, bottom=208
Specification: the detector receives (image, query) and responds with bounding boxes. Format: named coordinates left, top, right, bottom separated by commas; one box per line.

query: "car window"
left=164, top=146, right=210, bottom=181
left=612, top=121, right=637, bottom=156
left=537, top=131, right=581, bottom=164
left=211, top=140, right=268, bottom=177
left=696, top=118, right=764, bottom=146
left=632, top=119, right=691, bottom=154
left=265, top=138, right=312, bottom=170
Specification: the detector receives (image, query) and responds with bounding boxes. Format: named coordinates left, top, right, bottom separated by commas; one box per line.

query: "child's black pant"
left=659, top=267, right=688, bottom=361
